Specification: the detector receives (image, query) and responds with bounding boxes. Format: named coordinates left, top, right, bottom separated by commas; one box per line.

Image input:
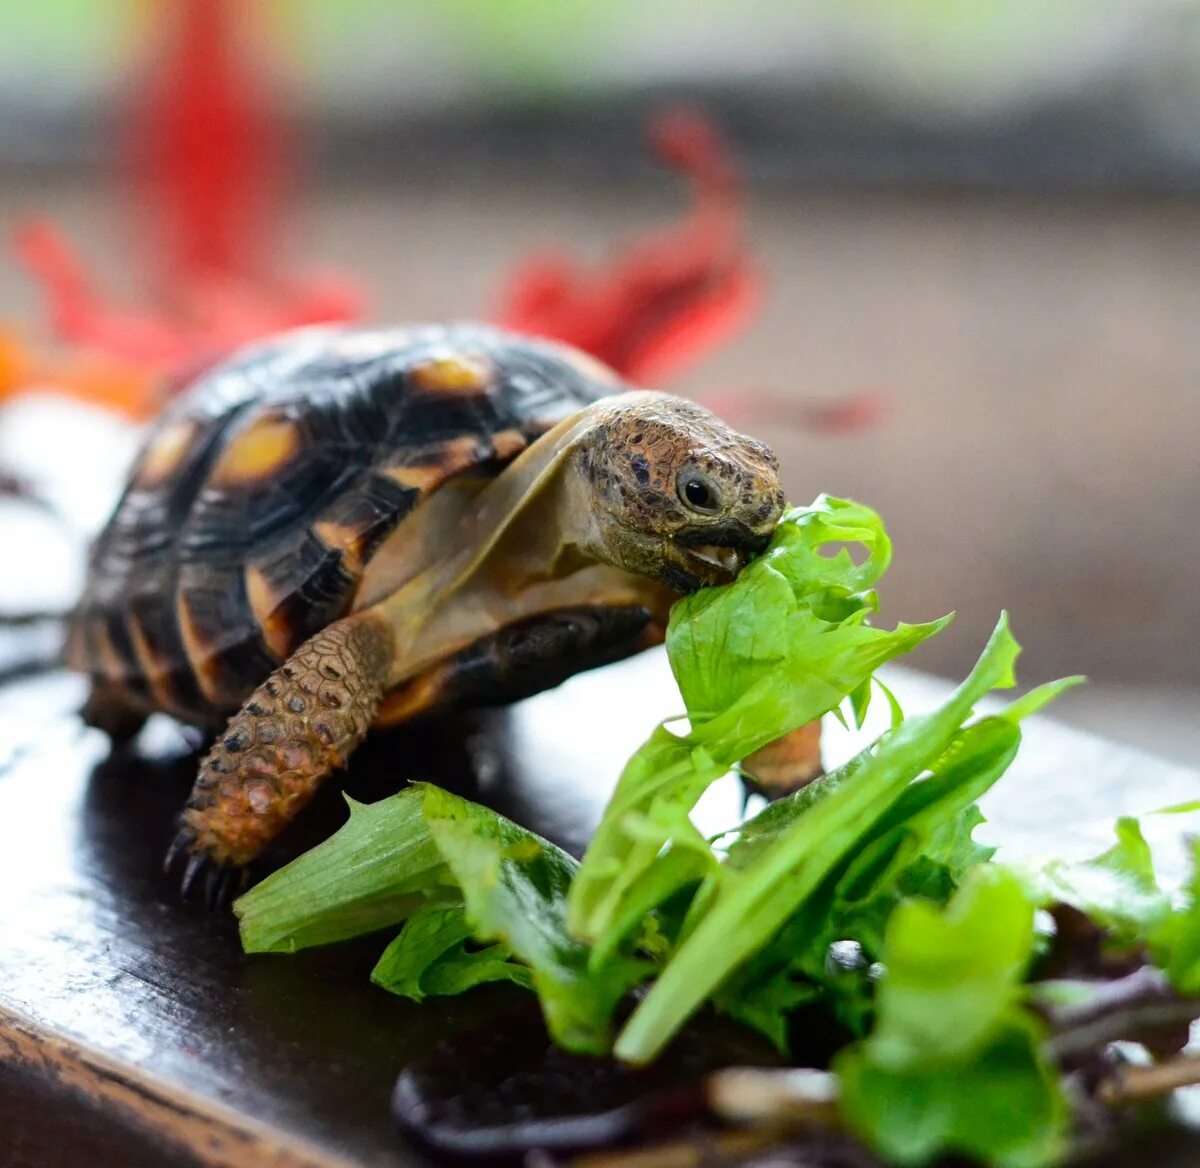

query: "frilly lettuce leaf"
left=371, top=905, right=532, bottom=1000
left=667, top=495, right=894, bottom=723
left=1158, top=838, right=1200, bottom=993
left=568, top=496, right=951, bottom=949
left=235, top=787, right=454, bottom=954
left=234, top=487, right=1094, bottom=1168
left=236, top=783, right=644, bottom=1054
left=1028, top=816, right=1173, bottom=947
left=835, top=866, right=1067, bottom=1168
left=1028, top=813, right=1200, bottom=996
left=612, top=614, right=1026, bottom=1063
left=418, top=784, right=648, bottom=1053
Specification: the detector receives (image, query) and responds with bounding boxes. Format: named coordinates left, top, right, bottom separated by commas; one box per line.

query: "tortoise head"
left=571, top=393, right=785, bottom=593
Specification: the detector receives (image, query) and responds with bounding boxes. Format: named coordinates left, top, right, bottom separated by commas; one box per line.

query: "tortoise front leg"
left=167, top=613, right=394, bottom=905
left=740, top=720, right=824, bottom=801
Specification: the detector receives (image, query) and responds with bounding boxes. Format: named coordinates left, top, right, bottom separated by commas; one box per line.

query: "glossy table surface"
left=0, top=399, right=1198, bottom=1165
left=1, top=638, right=1199, bottom=1167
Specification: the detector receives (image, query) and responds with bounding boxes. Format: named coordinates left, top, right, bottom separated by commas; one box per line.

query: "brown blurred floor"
left=0, top=178, right=1196, bottom=723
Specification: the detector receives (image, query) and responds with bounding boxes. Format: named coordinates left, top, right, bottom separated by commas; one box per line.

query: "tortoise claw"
left=180, top=853, right=207, bottom=899
left=164, top=824, right=245, bottom=909
left=204, top=864, right=246, bottom=912
left=163, top=826, right=194, bottom=874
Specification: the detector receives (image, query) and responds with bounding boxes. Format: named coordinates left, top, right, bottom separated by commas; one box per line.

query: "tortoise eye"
left=677, top=469, right=722, bottom=514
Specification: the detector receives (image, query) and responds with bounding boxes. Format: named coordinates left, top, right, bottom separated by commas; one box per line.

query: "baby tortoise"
left=69, top=323, right=816, bottom=905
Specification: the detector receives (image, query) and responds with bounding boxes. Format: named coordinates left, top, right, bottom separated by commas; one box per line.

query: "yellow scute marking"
left=245, top=565, right=293, bottom=660
left=126, top=611, right=170, bottom=705
left=136, top=420, right=195, bottom=485
left=491, top=428, right=528, bottom=461
left=380, top=463, right=448, bottom=493
left=410, top=353, right=491, bottom=394
left=95, top=623, right=127, bottom=684
left=210, top=416, right=300, bottom=486
left=176, top=594, right=223, bottom=702
left=313, top=519, right=370, bottom=573
left=380, top=435, right=485, bottom=494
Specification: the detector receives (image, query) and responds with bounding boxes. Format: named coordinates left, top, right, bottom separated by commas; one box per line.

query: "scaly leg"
left=739, top=719, right=824, bottom=803
left=167, top=613, right=394, bottom=905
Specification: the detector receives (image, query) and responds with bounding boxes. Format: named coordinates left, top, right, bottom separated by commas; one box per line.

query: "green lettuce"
left=233, top=491, right=1098, bottom=1168
left=835, top=866, right=1067, bottom=1168
left=612, top=616, right=1049, bottom=1064
left=1030, top=816, right=1173, bottom=946
left=235, top=787, right=453, bottom=953
left=371, top=905, right=532, bottom=1000
left=236, top=784, right=643, bottom=1053
left=1029, top=812, right=1200, bottom=996
left=568, top=496, right=950, bottom=950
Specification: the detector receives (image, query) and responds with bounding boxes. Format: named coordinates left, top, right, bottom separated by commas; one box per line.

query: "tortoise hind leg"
left=167, top=613, right=394, bottom=906
left=82, top=683, right=148, bottom=744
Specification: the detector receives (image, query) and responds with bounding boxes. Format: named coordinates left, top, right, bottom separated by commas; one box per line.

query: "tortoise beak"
left=675, top=520, right=773, bottom=552
left=666, top=521, right=774, bottom=592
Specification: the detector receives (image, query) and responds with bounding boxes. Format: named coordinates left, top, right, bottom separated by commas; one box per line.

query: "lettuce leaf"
left=612, top=614, right=1025, bottom=1064
left=371, top=905, right=533, bottom=1000
left=1030, top=816, right=1173, bottom=947
left=839, top=1017, right=1065, bottom=1168
left=835, top=866, right=1067, bottom=1168
left=568, top=496, right=951, bottom=949
left=233, top=489, right=1096, bottom=1168
left=667, top=495, right=894, bottom=723
left=235, top=787, right=454, bottom=953
left=236, top=784, right=643, bottom=1053
left=419, top=784, right=648, bottom=1053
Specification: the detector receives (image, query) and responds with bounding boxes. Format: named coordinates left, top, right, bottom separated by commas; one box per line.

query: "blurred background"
left=0, top=1, right=1196, bottom=762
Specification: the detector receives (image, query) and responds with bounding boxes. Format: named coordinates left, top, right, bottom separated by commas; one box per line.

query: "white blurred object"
left=0, top=393, right=139, bottom=526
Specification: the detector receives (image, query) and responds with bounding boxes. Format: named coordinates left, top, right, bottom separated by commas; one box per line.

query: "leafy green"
left=569, top=496, right=950, bottom=951
left=419, top=784, right=647, bottom=1053
left=698, top=680, right=1082, bottom=1053
left=1030, top=816, right=1173, bottom=947
left=667, top=496, right=894, bottom=723
left=1026, top=814, right=1200, bottom=998
left=232, top=491, right=1107, bottom=1168
left=839, top=1018, right=1065, bottom=1168
left=867, top=865, right=1036, bottom=1062
left=236, top=784, right=641, bottom=1053
left=1145, top=837, right=1200, bottom=994
left=235, top=788, right=454, bottom=953
left=835, top=866, right=1067, bottom=1168
left=612, top=615, right=1025, bottom=1064
left=371, top=905, right=532, bottom=1000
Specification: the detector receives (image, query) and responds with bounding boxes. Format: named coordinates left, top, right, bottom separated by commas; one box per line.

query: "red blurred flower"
left=8, top=0, right=363, bottom=419
left=492, top=107, right=760, bottom=386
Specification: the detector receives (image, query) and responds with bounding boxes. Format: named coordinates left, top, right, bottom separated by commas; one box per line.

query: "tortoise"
left=68, top=323, right=811, bottom=905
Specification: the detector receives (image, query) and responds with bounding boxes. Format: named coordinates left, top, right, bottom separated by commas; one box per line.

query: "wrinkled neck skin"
left=355, top=397, right=677, bottom=688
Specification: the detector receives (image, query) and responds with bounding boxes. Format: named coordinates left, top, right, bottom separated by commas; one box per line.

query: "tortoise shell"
left=69, top=324, right=625, bottom=727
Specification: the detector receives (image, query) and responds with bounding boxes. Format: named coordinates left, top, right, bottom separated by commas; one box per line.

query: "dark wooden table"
left=1, top=406, right=1198, bottom=1167
left=1, top=638, right=1198, bottom=1167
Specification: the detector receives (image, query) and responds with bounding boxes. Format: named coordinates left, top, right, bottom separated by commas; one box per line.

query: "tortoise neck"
left=358, top=407, right=670, bottom=688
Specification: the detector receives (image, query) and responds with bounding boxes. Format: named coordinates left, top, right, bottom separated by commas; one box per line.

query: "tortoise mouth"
left=683, top=543, right=746, bottom=579
left=665, top=522, right=774, bottom=591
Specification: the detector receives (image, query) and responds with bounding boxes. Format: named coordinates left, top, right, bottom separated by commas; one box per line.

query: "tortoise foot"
left=164, top=825, right=247, bottom=910
left=739, top=720, right=824, bottom=802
